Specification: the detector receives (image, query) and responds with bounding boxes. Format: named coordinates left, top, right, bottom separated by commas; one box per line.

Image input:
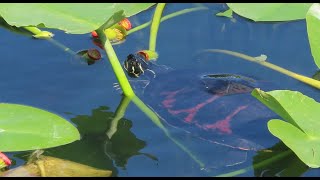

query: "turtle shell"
left=138, top=69, right=279, bottom=151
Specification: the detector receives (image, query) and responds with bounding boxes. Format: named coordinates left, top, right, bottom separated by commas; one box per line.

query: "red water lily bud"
left=137, top=51, right=149, bottom=61
left=118, top=18, right=132, bottom=31
left=91, top=31, right=99, bottom=38
left=87, top=48, right=102, bottom=61
left=0, top=152, right=11, bottom=166
left=137, top=50, right=158, bottom=61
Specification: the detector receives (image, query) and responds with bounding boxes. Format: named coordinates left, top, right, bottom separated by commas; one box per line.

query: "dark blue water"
left=1, top=3, right=320, bottom=177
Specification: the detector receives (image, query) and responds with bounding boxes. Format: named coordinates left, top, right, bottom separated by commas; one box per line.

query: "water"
left=1, top=3, right=320, bottom=177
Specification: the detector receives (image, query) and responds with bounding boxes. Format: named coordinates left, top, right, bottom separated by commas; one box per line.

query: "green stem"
left=23, top=26, right=42, bottom=35
left=128, top=7, right=208, bottom=35
left=97, top=30, right=135, bottom=97
left=200, top=49, right=320, bottom=89
left=106, top=95, right=132, bottom=139
left=149, top=3, right=166, bottom=52
left=215, top=150, right=292, bottom=177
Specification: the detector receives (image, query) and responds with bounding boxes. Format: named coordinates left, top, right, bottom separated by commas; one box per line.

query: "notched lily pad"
left=252, top=89, right=320, bottom=168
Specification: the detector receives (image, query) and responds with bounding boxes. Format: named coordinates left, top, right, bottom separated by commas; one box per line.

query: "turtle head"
left=123, top=53, right=149, bottom=78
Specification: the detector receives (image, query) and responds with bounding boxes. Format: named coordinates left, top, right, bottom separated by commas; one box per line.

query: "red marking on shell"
left=162, top=99, right=176, bottom=108
left=201, top=105, right=249, bottom=134
left=168, top=95, right=220, bottom=123
left=161, top=89, right=186, bottom=108
left=0, top=152, right=11, bottom=166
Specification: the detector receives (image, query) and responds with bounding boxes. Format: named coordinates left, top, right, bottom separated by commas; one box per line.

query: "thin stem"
left=128, top=7, right=208, bottom=35
left=98, top=30, right=135, bottom=97
left=200, top=49, right=320, bottom=89
left=149, top=3, right=166, bottom=52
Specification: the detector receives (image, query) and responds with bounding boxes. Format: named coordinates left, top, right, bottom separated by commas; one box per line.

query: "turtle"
left=120, top=53, right=279, bottom=166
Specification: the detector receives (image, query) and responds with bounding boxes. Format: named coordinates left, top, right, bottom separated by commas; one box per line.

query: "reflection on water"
left=12, top=105, right=157, bottom=177
left=253, top=142, right=309, bottom=177
left=1, top=3, right=320, bottom=177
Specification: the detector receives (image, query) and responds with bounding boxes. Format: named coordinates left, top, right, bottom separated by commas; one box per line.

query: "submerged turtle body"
left=123, top=53, right=278, bottom=151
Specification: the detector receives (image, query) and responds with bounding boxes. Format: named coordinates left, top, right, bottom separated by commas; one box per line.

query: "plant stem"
left=200, top=49, right=320, bottom=89
left=23, top=26, right=42, bottom=35
left=128, top=7, right=208, bottom=35
left=149, top=3, right=166, bottom=52
left=98, top=31, right=135, bottom=97
left=215, top=150, right=292, bottom=177
left=106, top=95, right=132, bottom=139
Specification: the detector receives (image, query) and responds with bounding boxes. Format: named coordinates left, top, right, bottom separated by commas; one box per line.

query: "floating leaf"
left=0, top=3, right=155, bottom=34
left=306, top=3, right=320, bottom=69
left=216, top=8, right=233, bottom=18
left=252, top=89, right=320, bottom=168
left=227, top=3, right=312, bottom=21
left=0, top=103, right=80, bottom=152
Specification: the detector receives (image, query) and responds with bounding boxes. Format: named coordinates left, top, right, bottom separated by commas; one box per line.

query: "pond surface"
left=1, top=3, right=320, bottom=177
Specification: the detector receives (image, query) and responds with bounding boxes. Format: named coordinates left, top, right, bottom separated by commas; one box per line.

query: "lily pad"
left=0, top=3, right=155, bottom=34
left=306, top=3, right=320, bottom=69
left=0, top=103, right=80, bottom=152
left=252, top=89, right=320, bottom=168
left=227, top=3, right=312, bottom=21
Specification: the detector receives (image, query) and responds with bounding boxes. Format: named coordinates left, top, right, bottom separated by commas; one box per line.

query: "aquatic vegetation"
left=0, top=3, right=320, bottom=177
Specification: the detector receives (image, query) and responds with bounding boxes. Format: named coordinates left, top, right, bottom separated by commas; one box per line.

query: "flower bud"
left=0, top=152, right=11, bottom=168
left=118, top=18, right=132, bottom=31
left=91, top=31, right=99, bottom=38
left=137, top=50, right=158, bottom=61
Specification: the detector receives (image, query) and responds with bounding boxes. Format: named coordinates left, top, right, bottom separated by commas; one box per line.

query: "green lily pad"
left=306, top=3, right=320, bottom=69
left=252, top=89, right=320, bottom=168
left=0, top=3, right=155, bottom=34
left=0, top=103, right=80, bottom=152
left=227, top=3, right=312, bottom=21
